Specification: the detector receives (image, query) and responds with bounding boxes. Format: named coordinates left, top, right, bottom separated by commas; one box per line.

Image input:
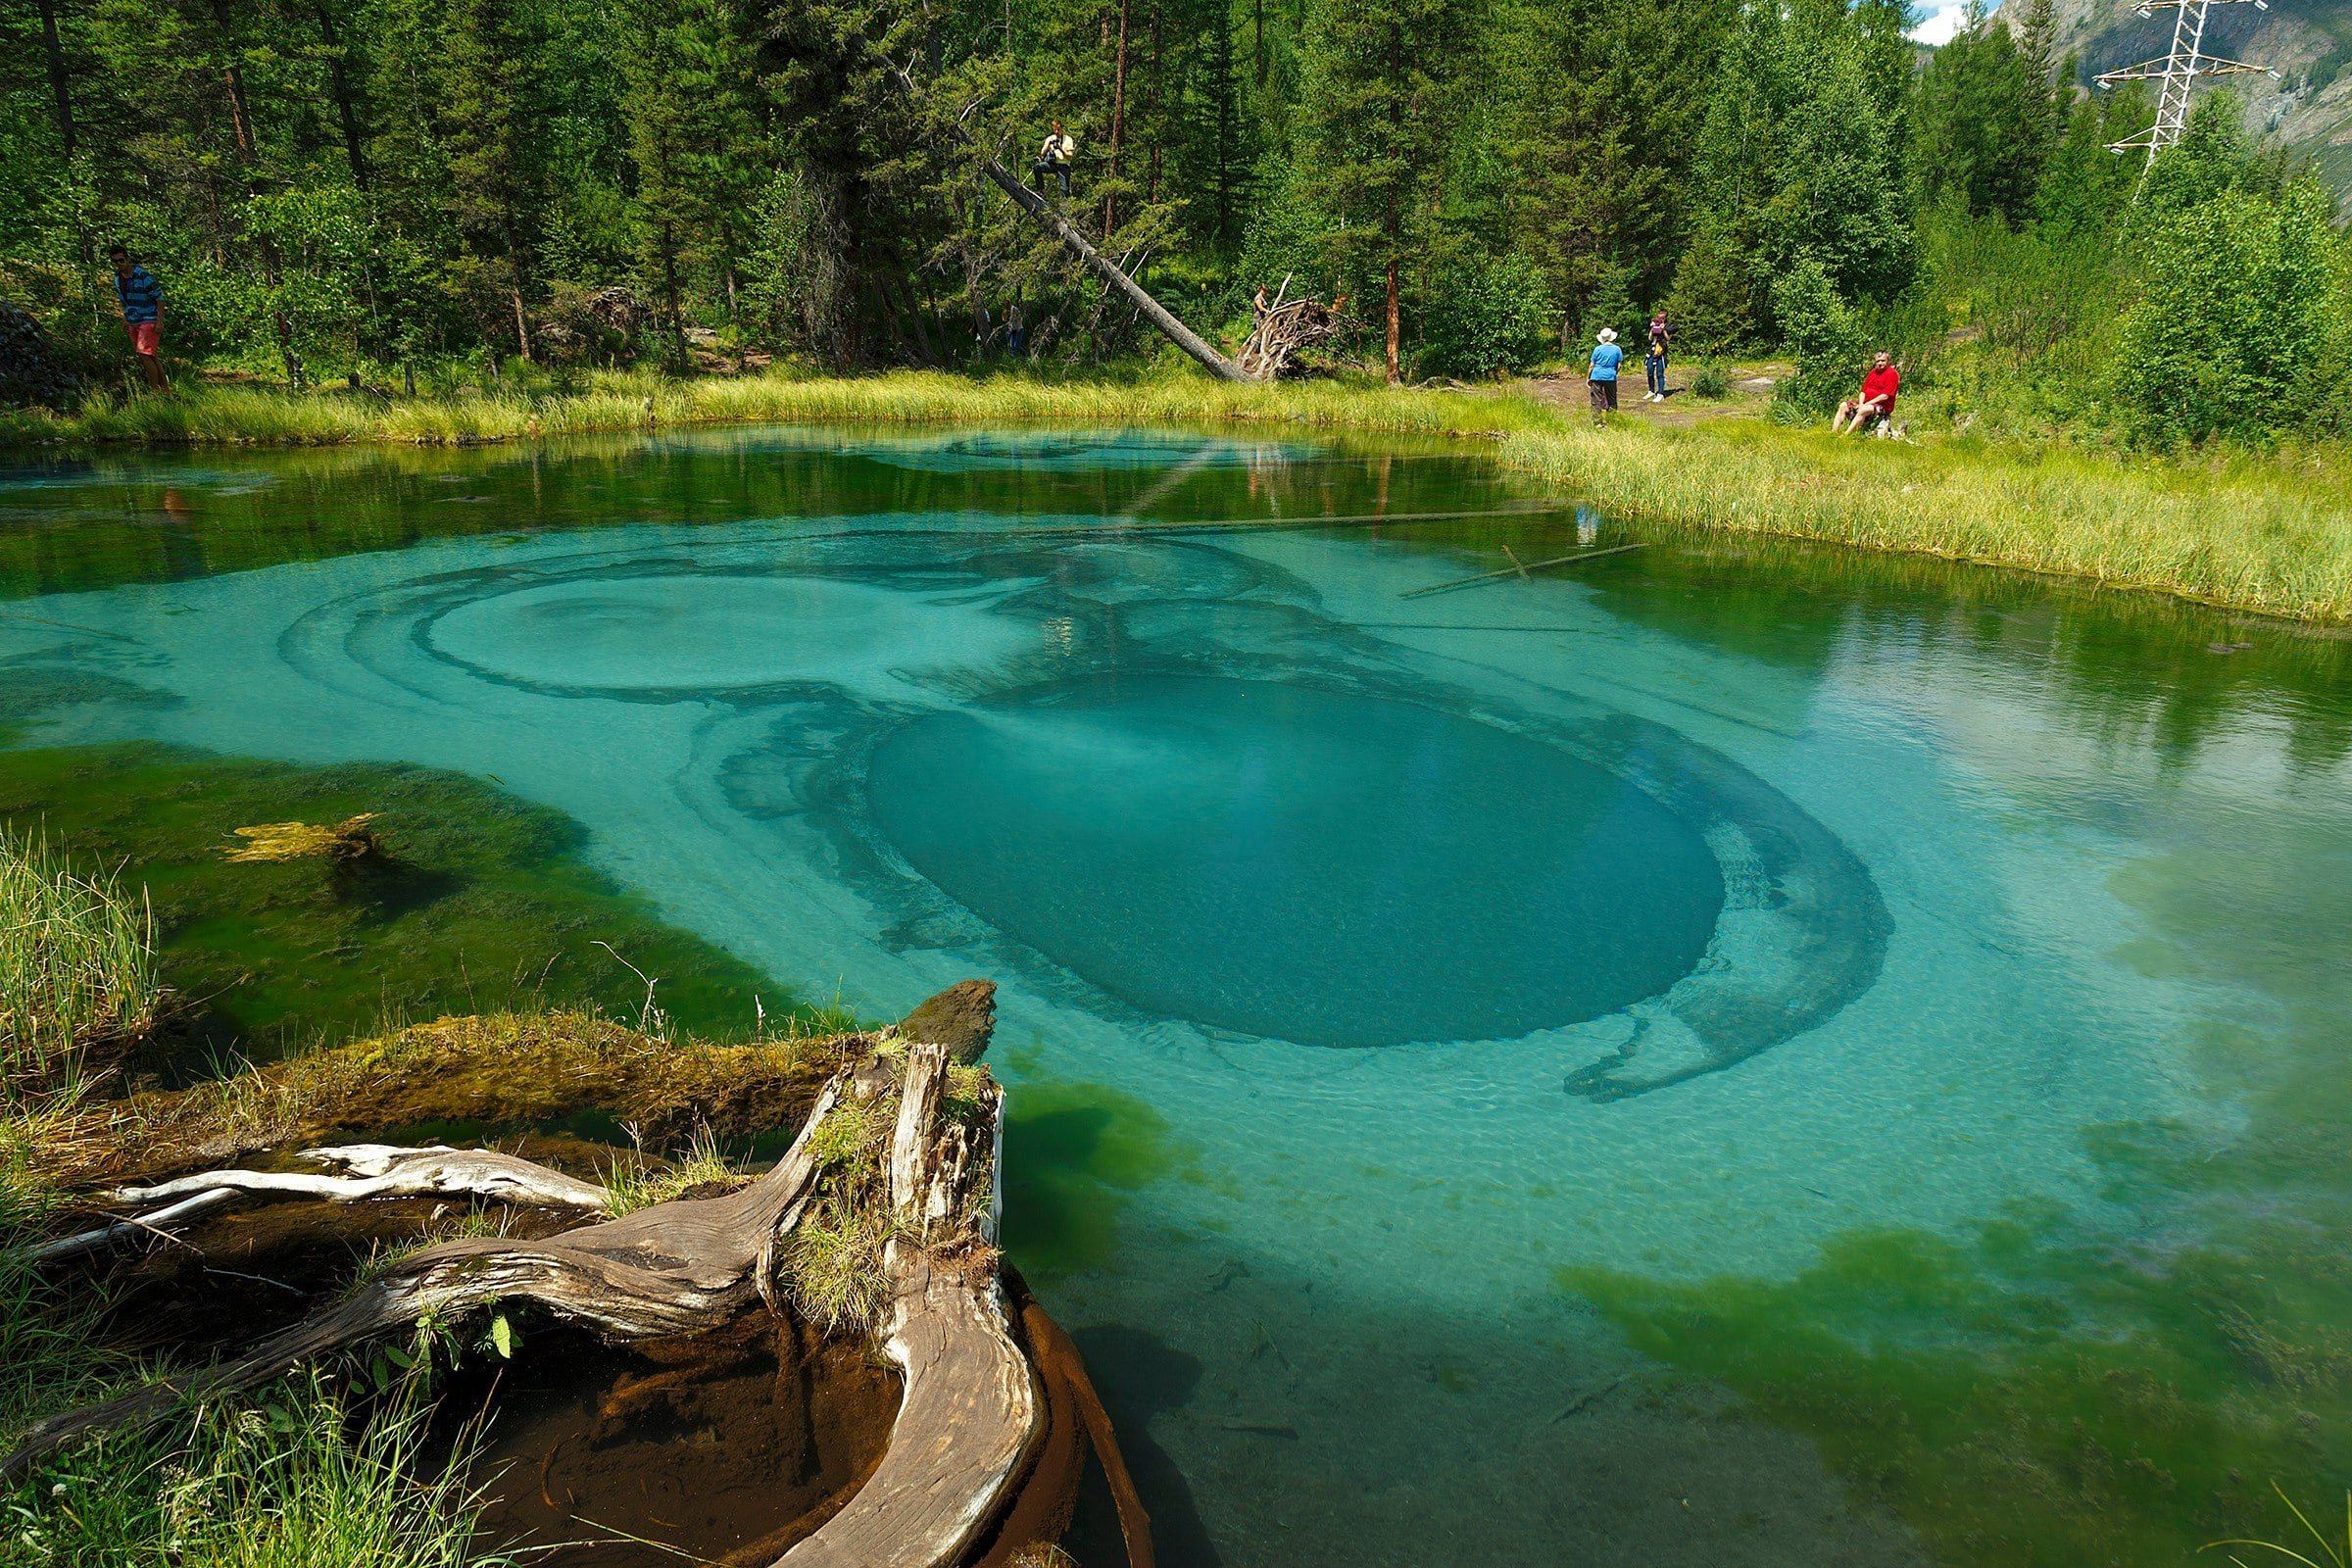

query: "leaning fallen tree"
left=7, top=983, right=1150, bottom=1568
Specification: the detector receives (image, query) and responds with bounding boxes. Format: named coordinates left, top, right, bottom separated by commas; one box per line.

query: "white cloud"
left=1906, top=0, right=2001, bottom=47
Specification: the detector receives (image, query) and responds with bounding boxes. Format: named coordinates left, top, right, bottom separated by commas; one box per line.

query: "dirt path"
left=1518, top=361, right=1792, bottom=427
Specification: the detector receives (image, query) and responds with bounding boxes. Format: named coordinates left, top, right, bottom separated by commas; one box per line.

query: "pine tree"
left=623, top=0, right=763, bottom=364
left=1673, top=0, right=1909, bottom=342
left=439, top=0, right=553, bottom=359
left=1493, top=0, right=1732, bottom=350
left=2013, top=0, right=2062, bottom=166
left=1914, top=0, right=2044, bottom=224
left=1294, top=0, right=1477, bottom=381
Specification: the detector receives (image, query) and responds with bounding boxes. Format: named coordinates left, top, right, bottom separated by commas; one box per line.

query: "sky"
left=1907, top=0, right=2002, bottom=47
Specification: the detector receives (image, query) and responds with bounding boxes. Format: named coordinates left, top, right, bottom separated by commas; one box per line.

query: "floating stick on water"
left=1399, top=541, right=1648, bottom=599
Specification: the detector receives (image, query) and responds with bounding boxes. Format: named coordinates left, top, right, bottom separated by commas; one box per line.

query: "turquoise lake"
left=3, top=425, right=2348, bottom=1566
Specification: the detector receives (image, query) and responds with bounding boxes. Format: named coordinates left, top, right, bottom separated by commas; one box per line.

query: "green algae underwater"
left=0, top=734, right=843, bottom=1059
left=1564, top=806, right=2352, bottom=1566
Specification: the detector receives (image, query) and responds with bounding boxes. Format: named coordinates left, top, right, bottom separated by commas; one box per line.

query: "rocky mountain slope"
left=2050, top=0, right=2352, bottom=193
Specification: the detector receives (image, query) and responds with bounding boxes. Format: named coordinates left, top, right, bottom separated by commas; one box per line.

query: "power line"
left=2094, top=0, right=2280, bottom=162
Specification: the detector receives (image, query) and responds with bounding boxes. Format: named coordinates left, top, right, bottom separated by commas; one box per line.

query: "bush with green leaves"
left=1417, top=253, right=1554, bottom=380
left=1770, top=256, right=1870, bottom=416
left=2114, top=178, right=2344, bottom=446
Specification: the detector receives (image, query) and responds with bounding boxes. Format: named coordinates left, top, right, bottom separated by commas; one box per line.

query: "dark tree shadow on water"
left=1066, top=1323, right=1222, bottom=1568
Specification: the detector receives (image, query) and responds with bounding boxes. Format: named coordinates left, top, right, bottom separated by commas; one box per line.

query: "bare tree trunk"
left=1383, top=24, right=1402, bottom=384
left=35, top=0, right=93, bottom=270
left=662, top=220, right=687, bottom=369
left=313, top=1, right=371, bottom=191
left=1145, top=3, right=1164, bottom=208
left=36, top=0, right=74, bottom=159
left=1385, top=255, right=1399, bottom=383
left=877, top=52, right=1245, bottom=379
left=1253, top=0, right=1266, bottom=85
left=978, top=155, right=1247, bottom=380
left=503, top=213, right=533, bottom=362
left=1104, top=0, right=1132, bottom=234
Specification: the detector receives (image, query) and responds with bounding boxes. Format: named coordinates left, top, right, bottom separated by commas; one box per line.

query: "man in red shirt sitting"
left=1833, top=350, right=1900, bottom=436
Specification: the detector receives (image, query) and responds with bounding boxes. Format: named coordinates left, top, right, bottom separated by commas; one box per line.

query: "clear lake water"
left=3, top=425, right=2349, bottom=1567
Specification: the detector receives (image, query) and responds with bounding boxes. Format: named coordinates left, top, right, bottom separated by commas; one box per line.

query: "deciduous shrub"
left=2114, top=179, right=2343, bottom=446
left=1418, top=253, right=1554, bottom=380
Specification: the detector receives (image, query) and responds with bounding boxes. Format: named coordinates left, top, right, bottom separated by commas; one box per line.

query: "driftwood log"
left=7, top=981, right=1134, bottom=1568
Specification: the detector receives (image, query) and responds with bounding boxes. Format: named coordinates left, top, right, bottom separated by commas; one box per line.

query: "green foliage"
left=785, top=1200, right=896, bottom=1335
left=1689, top=361, right=1730, bottom=399
left=603, top=1123, right=743, bottom=1214
left=2115, top=178, right=2342, bottom=446
left=1770, top=256, right=1870, bottom=416
left=0, top=827, right=160, bottom=1097
left=1665, top=221, right=1757, bottom=357
left=1291, top=0, right=1480, bottom=377
left=1912, top=0, right=2055, bottom=224
left=1417, top=252, right=1554, bottom=379
left=7, top=1376, right=502, bottom=1568
left=0, top=0, right=2331, bottom=463
left=1684, top=0, right=1914, bottom=343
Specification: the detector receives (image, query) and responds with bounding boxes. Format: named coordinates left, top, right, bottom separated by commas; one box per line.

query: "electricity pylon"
left=2094, top=0, right=2280, bottom=162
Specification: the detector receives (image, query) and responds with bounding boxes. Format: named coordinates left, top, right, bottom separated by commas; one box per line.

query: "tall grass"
left=1495, top=419, right=2352, bottom=622
left=0, top=367, right=1541, bottom=447
left=8, top=1375, right=506, bottom=1568
left=5, top=368, right=2352, bottom=620
left=0, top=829, right=162, bottom=1096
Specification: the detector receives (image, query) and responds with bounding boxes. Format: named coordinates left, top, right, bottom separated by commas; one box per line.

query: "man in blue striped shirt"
left=110, top=245, right=167, bottom=390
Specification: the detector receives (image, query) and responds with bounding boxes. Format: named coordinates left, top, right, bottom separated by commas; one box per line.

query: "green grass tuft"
left=601, top=1124, right=743, bottom=1216
left=0, top=827, right=161, bottom=1099
left=785, top=1200, right=897, bottom=1339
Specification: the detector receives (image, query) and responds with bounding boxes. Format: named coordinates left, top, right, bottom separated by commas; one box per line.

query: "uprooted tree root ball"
left=7, top=976, right=1152, bottom=1568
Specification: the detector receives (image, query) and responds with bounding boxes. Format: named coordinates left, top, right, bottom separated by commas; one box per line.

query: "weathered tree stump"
left=6, top=981, right=1144, bottom=1568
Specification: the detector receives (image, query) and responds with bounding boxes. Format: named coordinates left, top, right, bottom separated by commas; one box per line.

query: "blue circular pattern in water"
left=867, top=674, right=1725, bottom=1047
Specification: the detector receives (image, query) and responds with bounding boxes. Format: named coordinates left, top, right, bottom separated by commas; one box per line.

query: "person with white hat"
left=1587, top=327, right=1623, bottom=424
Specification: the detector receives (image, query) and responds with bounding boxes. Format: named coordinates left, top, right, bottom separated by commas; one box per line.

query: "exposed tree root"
left=3, top=1074, right=848, bottom=1484
left=114, top=1143, right=614, bottom=1212
left=5, top=982, right=1133, bottom=1568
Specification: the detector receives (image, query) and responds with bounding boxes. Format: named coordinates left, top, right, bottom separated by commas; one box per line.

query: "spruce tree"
left=439, top=0, right=553, bottom=360
left=1914, top=0, right=2044, bottom=224
left=1293, top=0, right=1476, bottom=381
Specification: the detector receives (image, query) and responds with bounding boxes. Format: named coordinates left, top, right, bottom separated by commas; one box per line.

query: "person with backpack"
left=1642, top=309, right=1671, bottom=402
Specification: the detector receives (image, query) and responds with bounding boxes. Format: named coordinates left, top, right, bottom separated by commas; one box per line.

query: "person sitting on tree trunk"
left=1833, top=350, right=1900, bottom=435
left=1587, top=327, right=1623, bottom=423
left=110, top=244, right=167, bottom=391
left=1032, top=121, right=1077, bottom=198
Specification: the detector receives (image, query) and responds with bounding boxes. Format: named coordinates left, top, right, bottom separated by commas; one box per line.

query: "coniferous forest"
left=1, top=0, right=2348, bottom=445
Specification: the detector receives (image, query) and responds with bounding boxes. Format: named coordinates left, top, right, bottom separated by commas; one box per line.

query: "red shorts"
left=125, top=320, right=161, bottom=357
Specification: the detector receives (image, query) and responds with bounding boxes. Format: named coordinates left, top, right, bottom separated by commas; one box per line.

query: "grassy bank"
left=5, top=368, right=2351, bottom=622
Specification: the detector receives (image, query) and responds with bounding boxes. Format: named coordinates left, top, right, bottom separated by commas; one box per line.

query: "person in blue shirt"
left=1587, top=327, right=1623, bottom=423
left=109, top=245, right=167, bottom=391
